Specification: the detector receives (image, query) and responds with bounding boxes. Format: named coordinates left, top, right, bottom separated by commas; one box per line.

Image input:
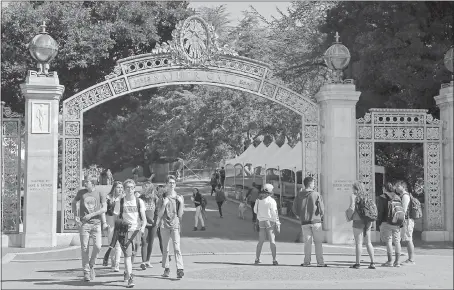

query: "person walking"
left=215, top=169, right=221, bottom=189
left=219, top=167, right=226, bottom=189
left=246, top=182, right=260, bottom=222
left=348, top=180, right=376, bottom=269
left=395, top=180, right=416, bottom=265
left=292, top=176, right=327, bottom=267
left=112, top=179, right=146, bottom=288
left=377, top=182, right=405, bottom=267
left=105, top=181, right=124, bottom=272
left=155, top=185, right=172, bottom=263
left=254, top=184, right=280, bottom=265
left=156, top=175, right=185, bottom=279
left=139, top=182, right=159, bottom=270
left=215, top=188, right=226, bottom=218
left=71, top=176, right=107, bottom=282
left=210, top=173, right=218, bottom=196
left=192, top=188, right=206, bottom=231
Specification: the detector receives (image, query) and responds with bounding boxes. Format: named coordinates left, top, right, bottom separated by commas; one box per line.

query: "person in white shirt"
left=253, top=184, right=281, bottom=266
left=395, top=180, right=416, bottom=265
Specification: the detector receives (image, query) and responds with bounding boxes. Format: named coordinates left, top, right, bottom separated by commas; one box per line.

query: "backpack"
left=201, top=196, right=207, bottom=208
left=386, top=195, right=405, bottom=226
left=355, top=195, right=378, bottom=222
left=119, top=197, right=142, bottom=221
left=407, top=194, right=423, bottom=220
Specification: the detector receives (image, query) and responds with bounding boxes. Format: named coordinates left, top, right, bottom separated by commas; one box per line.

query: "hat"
left=263, top=183, right=274, bottom=193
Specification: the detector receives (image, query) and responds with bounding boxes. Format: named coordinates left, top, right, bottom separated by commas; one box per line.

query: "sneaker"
left=254, top=259, right=261, bottom=265
left=193, top=227, right=198, bottom=231
left=317, top=264, right=328, bottom=267
left=350, top=264, right=360, bottom=269
left=89, top=265, right=96, bottom=281
left=381, top=261, right=393, bottom=267
left=140, top=263, right=146, bottom=270
left=394, top=263, right=401, bottom=268
left=368, top=263, right=376, bottom=269
left=146, top=262, right=153, bottom=268
left=201, top=227, right=206, bottom=231
left=113, top=266, right=120, bottom=272
left=300, top=263, right=311, bottom=267
left=127, top=273, right=135, bottom=288
left=401, top=259, right=415, bottom=265
left=83, top=273, right=91, bottom=282
left=162, top=268, right=170, bottom=278
left=177, top=269, right=184, bottom=279
left=272, top=260, right=279, bottom=266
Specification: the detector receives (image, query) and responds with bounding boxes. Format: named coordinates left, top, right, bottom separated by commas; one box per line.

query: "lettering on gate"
left=128, top=70, right=260, bottom=92
left=27, top=179, right=53, bottom=192
left=333, top=180, right=354, bottom=193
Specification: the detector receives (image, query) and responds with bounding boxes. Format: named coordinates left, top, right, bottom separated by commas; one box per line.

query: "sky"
left=189, top=1, right=291, bottom=25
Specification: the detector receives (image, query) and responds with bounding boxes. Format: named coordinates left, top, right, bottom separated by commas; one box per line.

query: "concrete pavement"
left=1, top=181, right=453, bottom=289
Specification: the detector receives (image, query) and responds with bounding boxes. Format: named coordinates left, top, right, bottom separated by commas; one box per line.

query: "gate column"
left=20, top=72, right=64, bottom=247
left=19, top=22, right=64, bottom=247
left=315, top=81, right=360, bottom=244
left=434, top=81, right=453, bottom=242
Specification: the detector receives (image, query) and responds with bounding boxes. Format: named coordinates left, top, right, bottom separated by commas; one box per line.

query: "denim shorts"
left=352, top=220, right=373, bottom=236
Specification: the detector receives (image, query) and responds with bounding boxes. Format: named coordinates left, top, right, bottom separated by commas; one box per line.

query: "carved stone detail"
left=64, top=121, right=80, bottom=136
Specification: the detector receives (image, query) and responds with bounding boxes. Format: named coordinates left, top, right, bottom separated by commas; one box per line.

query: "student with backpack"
left=192, top=188, right=206, bottom=231
left=112, top=179, right=146, bottom=288
left=377, top=182, right=405, bottom=267
left=156, top=175, right=185, bottom=279
left=139, top=182, right=159, bottom=270
left=347, top=181, right=376, bottom=269
left=395, top=180, right=421, bottom=265
left=292, top=177, right=327, bottom=267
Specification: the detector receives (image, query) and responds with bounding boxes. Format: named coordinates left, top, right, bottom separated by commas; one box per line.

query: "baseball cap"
left=263, top=183, right=274, bottom=193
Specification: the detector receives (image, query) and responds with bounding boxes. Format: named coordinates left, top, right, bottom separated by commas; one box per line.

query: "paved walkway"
left=1, top=181, right=453, bottom=289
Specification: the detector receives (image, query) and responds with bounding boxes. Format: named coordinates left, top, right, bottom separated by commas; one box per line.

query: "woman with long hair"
left=105, top=180, right=124, bottom=272
left=155, top=185, right=171, bottom=263
left=139, top=182, right=159, bottom=270
left=348, top=180, right=375, bottom=269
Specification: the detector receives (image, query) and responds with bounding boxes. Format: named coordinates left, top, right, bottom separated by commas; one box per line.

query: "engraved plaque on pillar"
left=31, top=102, right=50, bottom=134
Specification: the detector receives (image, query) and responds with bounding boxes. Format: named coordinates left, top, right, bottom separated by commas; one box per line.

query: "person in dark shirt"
left=192, top=188, right=206, bottom=231
left=219, top=167, right=226, bottom=189
left=139, top=183, right=159, bottom=270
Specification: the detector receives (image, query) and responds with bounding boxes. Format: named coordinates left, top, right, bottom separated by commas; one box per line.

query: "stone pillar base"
left=421, top=231, right=452, bottom=242
left=325, top=227, right=355, bottom=244
left=1, top=234, right=9, bottom=248
left=21, top=233, right=57, bottom=248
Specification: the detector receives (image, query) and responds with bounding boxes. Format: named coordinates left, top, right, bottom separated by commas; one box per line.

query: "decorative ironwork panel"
left=63, top=138, right=81, bottom=231
left=374, top=126, right=424, bottom=141
left=1, top=118, right=21, bottom=233
left=64, top=121, right=80, bottom=136
left=358, top=125, right=372, bottom=140
left=110, top=78, right=129, bottom=95
left=426, top=142, right=443, bottom=230
left=357, top=142, right=374, bottom=196
left=64, top=83, right=113, bottom=119
left=260, top=82, right=276, bottom=98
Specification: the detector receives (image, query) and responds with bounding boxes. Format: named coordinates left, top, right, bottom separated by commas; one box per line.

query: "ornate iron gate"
left=1, top=105, right=22, bottom=234
left=357, top=108, right=444, bottom=231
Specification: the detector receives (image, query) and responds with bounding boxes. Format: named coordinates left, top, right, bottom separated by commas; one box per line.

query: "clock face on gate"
left=179, top=16, right=210, bottom=64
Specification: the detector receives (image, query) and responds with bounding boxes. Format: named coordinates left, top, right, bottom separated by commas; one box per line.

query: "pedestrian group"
left=72, top=171, right=420, bottom=288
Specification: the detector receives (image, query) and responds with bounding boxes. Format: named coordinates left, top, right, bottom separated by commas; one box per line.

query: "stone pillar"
left=315, top=82, right=361, bottom=244
left=434, top=81, right=453, bottom=242
left=20, top=71, right=64, bottom=247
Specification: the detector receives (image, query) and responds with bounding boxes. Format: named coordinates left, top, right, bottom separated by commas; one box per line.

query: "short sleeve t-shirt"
left=75, top=189, right=105, bottom=225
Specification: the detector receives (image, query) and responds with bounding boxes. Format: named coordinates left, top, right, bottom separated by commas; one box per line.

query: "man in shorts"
left=378, top=182, right=402, bottom=267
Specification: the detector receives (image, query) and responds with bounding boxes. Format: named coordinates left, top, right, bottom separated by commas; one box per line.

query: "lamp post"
left=28, top=21, right=59, bottom=75
left=323, top=32, right=351, bottom=83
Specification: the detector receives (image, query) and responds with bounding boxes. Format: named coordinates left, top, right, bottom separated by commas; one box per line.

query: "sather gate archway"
left=61, top=16, right=320, bottom=232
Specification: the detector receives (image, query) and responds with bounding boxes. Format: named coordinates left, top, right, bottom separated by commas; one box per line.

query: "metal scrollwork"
left=1, top=110, right=22, bottom=233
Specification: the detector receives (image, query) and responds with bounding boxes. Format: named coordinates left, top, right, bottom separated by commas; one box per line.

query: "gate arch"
left=61, top=16, right=320, bottom=231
